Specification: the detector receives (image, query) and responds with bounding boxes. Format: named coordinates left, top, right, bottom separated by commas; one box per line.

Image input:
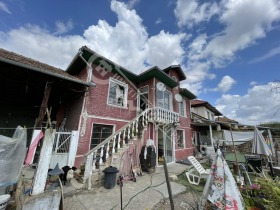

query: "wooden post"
left=230, top=127, right=241, bottom=177
left=35, top=81, right=52, bottom=127
left=32, top=129, right=56, bottom=195
left=209, top=124, right=214, bottom=147
left=163, top=157, right=174, bottom=210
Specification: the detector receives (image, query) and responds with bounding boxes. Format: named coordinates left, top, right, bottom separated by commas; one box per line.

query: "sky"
left=1, top=0, right=280, bottom=125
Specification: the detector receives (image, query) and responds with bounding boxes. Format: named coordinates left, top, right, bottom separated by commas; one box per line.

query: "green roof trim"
left=67, top=46, right=178, bottom=88
left=179, top=88, right=197, bottom=100
left=137, top=66, right=178, bottom=87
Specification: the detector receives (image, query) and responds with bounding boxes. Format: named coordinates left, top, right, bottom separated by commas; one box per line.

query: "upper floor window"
left=157, top=89, right=171, bottom=110
left=179, top=101, right=185, bottom=116
left=206, top=110, right=214, bottom=120
left=108, top=78, right=128, bottom=108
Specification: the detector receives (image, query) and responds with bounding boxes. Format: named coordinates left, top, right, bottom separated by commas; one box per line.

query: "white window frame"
left=176, top=129, right=185, bottom=149
left=156, top=89, right=172, bottom=111
left=205, top=109, right=214, bottom=120
left=107, top=77, right=128, bottom=108
left=178, top=100, right=186, bottom=117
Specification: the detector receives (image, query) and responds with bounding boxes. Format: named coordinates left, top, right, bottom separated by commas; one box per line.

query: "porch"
left=83, top=107, right=180, bottom=190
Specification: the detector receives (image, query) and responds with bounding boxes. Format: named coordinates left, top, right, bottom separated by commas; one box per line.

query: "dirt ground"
left=152, top=190, right=201, bottom=210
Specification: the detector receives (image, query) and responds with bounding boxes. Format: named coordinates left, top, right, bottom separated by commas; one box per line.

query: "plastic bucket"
left=0, top=194, right=10, bottom=210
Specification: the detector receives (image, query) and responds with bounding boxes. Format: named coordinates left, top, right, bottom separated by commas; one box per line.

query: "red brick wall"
left=74, top=63, right=138, bottom=166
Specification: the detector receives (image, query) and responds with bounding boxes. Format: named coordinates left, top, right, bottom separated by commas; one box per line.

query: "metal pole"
left=163, top=157, right=174, bottom=210
left=230, top=127, right=241, bottom=177
left=117, top=176, right=123, bottom=210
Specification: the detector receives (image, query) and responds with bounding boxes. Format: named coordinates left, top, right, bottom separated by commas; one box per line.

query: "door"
left=138, top=86, right=149, bottom=112
left=158, top=126, right=174, bottom=165
left=50, top=131, right=71, bottom=168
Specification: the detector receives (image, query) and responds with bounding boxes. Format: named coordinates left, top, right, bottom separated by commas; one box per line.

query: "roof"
left=162, top=65, right=187, bottom=81
left=191, top=99, right=222, bottom=116
left=179, top=88, right=196, bottom=100
left=67, top=46, right=179, bottom=88
left=216, top=116, right=239, bottom=124
left=0, top=48, right=93, bottom=86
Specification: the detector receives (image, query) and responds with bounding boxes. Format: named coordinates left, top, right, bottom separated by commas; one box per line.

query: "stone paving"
left=63, top=163, right=191, bottom=210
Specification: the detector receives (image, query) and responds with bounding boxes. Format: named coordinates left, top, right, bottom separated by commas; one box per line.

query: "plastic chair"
left=185, top=156, right=210, bottom=185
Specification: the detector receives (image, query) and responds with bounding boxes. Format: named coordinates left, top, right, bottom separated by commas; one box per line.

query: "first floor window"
left=91, top=124, right=113, bottom=149
left=108, top=78, right=128, bottom=107
left=177, top=130, right=185, bottom=148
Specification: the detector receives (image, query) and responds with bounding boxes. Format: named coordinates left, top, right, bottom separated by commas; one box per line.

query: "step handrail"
left=84, top=108, right=153, bottom=157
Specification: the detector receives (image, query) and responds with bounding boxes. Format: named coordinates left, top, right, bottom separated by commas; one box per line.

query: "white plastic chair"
left=185, top=156, right=210, bottom=185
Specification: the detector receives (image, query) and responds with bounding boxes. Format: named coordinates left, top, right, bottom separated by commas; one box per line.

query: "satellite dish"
left=175, top=94, right=182, bottom=102
left=156, top=82, right=166, bottom=91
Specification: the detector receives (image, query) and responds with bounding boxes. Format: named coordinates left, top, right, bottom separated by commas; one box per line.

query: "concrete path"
left=63, top=163, right=191, bottom=210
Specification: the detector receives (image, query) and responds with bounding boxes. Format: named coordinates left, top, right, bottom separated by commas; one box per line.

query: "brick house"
left=65, top=46, right=196, bottom=179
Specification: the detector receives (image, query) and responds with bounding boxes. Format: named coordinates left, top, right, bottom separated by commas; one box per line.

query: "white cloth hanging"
left=144, top=139, right=156, bottom=159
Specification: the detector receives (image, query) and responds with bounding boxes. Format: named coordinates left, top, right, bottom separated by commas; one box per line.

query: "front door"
left=158, top=126, right=174, bottom=165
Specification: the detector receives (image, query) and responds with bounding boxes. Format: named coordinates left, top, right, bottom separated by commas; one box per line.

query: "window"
left=108, top=78, right=128, bottom=107
left=157, top=89, right=171, bottom=110
left=177, top=130, right=185, bottom=148
left=91, top=124, right=113, bottom=149
left=179, top=101, right=185, bottom=116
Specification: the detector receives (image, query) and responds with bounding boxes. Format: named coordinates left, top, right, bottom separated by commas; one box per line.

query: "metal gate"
left=50, top=131, right=71, bottom=168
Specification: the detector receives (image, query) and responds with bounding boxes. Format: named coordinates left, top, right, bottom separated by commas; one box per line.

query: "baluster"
left=106, top=141, right=110, bottom=159
left=127, top=125, right=130, bottom=140
left=135, top=120, right=138, bottom=135
left=112, top=136, right=116, bottom=153
left=117, top=134, right=121, bottom=150
left=99, top=145, right=104, bottom=165
left=123, top=129, right=126, bottom=143
left=92, top=152, right=97, bottom=170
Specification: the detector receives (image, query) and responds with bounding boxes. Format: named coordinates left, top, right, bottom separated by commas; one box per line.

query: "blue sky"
left=1, top=0, right=280, bottom=125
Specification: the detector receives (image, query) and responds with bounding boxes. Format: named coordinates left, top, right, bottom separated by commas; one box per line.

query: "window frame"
left=90, top=124, right=114, bottom=149
left=107, top=77, right=128, bottom=108
left=176, top=129, right=185, bottom=149
left=178, top=100, right=186, bottom=117
left=156, top=89, right=172, bottom=111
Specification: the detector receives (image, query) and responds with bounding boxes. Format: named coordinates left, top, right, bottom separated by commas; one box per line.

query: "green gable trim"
left=179, top=88, right=196, bottom=100
left=67, top=47, right=178, bottom=88
left=137, top=67, right=178, bottom=88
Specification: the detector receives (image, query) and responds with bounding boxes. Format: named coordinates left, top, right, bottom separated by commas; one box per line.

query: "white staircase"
left=83, top=107, right=179, bottom=189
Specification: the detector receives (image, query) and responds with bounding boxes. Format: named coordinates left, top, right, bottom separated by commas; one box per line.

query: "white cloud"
left=0, top=0, right=185, bottom=72
left=204, top=0, right=280, bottom=67
left=216, top=83, right=280, bottom=125
left=127, top=0, right=140, bottom=9
left=174, top=0, right=219, bottom=28
left=249, top=45, right=280, bottom=64
left=182, top=0, right=280, bottom=95
left=155, top=18, right=162, bottom=24
left=250, top=81, right=258, bottom=86
left=54, top=20, right=74, bottom=35
left=216, top=75, right=236, bottom=92
left=0, top=1, right=11, bottom=14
